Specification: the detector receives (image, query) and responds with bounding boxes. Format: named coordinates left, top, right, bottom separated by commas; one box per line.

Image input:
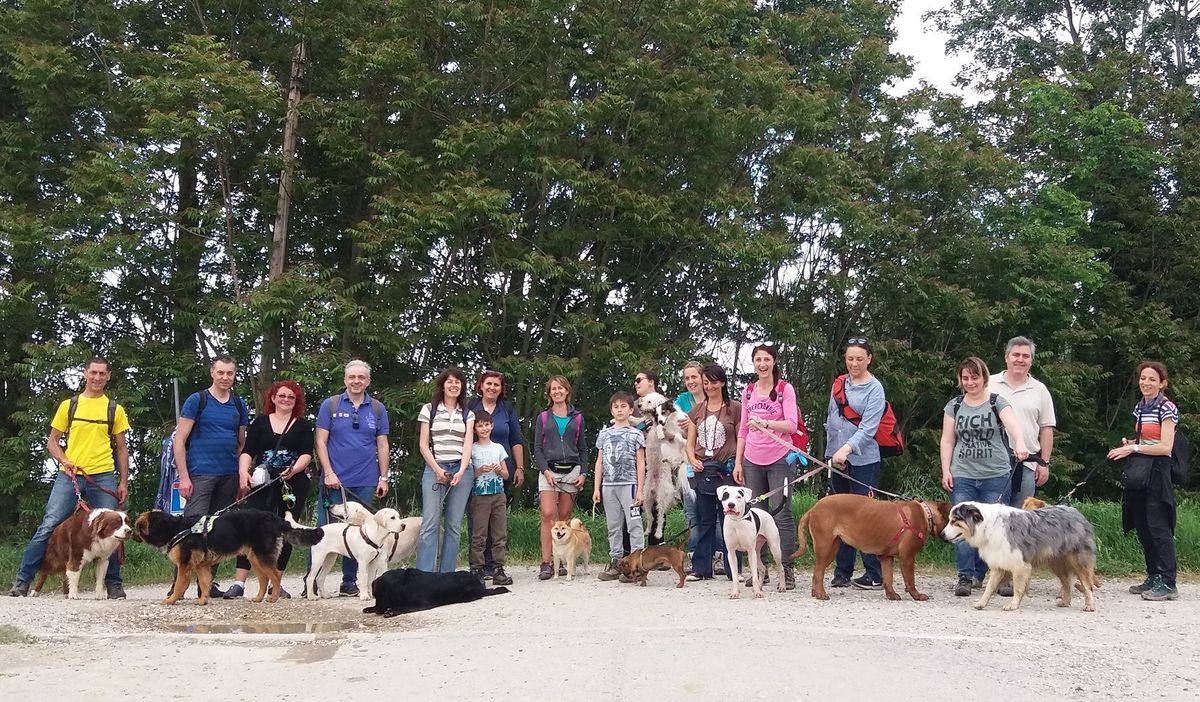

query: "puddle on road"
left=166, top=621, right=364, bottom=634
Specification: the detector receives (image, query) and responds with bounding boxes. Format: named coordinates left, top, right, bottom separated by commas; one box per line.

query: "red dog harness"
left=886, top=502, right=932, bottom=550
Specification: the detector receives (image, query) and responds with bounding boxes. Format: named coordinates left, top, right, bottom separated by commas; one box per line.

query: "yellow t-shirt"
left=50, top=395, right=130, bottom=475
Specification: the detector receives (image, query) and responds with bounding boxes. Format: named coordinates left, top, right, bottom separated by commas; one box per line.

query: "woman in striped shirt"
left=416, top=367, right=476, bottom=572
left=1108, top=361, right=1181, bottom=601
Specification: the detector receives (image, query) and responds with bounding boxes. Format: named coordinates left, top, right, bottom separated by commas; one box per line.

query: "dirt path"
left=0, top=567, right=1194, bottom=700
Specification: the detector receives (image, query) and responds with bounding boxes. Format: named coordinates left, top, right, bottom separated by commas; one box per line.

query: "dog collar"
left=920, top=502, right=935, bottom=538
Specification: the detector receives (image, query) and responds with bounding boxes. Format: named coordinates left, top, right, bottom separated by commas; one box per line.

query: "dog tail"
left=788, top=510, right=812, bottom=561
left=284, top=521, right=324, bottom=547
left=482, top=586, right=511, bottom=597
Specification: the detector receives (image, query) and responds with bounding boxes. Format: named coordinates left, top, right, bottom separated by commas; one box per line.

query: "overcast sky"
left=891, top=0, right=965, bottom=95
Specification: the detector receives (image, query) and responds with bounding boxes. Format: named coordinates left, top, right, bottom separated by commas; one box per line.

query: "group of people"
left=5, top=337, right=1184, bottom=604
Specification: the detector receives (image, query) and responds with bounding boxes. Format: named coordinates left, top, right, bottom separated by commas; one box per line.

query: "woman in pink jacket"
left=734, top=344, right=802, bottom=590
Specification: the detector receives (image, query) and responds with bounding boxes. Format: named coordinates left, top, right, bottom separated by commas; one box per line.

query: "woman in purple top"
left=734, top=344, right=801, bottom=590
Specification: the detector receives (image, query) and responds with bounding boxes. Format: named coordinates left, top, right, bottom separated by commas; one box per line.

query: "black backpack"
left=65, top=394, right=118, bottom=450
left=1171, top=426, right=1190, bottom=487
left=184, top=389, right=248, bottom=449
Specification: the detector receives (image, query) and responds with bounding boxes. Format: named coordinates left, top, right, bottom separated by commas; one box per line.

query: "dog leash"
left=163, top=473, right=289, bottom=550
left=753, top=429, right=917, bottom=501
left=1057, top=462, right=1104, bottom=504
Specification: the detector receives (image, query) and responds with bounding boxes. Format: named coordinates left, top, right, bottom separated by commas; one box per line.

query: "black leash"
left=1058, top=463, right=1104, bottom=504
left=164, top=473, right=288, bottom=550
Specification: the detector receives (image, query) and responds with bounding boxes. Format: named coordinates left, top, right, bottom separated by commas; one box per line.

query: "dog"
left=1021, top=497, right=1100, bottom=592
left=364, top=568, right=510, bottom=616
left=30, top=508, right=131, bottom=599
left=550, top=518, right=592, bottom=580
left=636, top=392, right=690, bottom=541
left=298, top=502, right=410, bottom=600
left=718, top=485, right=784, bottom=598
left=618, top=545, right=686, bottom=587
left=790, top=494, right=950, bottom=601
left=133, top=508, right=324, bottom=605
left=942, top=501, right=1097, bottom=612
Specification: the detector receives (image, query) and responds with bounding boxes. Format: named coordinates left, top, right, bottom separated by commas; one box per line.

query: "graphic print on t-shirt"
left=698, top=415, right=726, bottom=458
left=955, top=409, right=999, bottom=461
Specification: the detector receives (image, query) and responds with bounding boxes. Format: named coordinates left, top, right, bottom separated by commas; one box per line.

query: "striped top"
left=1134, top=394, right=1180, bottom=445
left=418, top=403, right=475, bottom=464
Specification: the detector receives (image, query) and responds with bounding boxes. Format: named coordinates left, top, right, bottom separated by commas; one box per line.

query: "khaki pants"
left=469, top=493, right=508, bottom=569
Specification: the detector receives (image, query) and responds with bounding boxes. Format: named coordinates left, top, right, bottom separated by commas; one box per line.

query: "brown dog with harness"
left=791, top=493, right=951, bottom=601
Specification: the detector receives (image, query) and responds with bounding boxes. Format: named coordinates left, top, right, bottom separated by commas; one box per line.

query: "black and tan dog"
left=791, top=494, right=951, bottom=601
left=617, top=545, right=687, bottom=588
left=133, top=508, right=323, bottom=605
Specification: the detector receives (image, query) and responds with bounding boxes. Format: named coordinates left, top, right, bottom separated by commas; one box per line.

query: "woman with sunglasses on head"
left=465, top=370, right=525, bottom=585
left=416, top=367, right=476, bottom=572
left=685, top=363, right=739, bottom=580
left=227, top=380, right=313, bottom=599
left=824, top=337, right=887, bottom=591
left=533, top=375, right=588, bottom=580
left=1107, top=361, right=1181, bottom=601
left=734, top=344, right=802, bottom=590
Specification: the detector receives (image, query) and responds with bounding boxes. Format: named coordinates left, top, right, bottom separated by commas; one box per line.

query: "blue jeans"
left=310, top=483, right=377, bottom=586
left=681, top=482, right=699, bottom=553
left=416, top=463, right=475, bottom=572
left=951, top=474, right=1012, bottom=580
left=830, top=461, right=883, bottom=582
left=17, top=471, right=122, bottom=586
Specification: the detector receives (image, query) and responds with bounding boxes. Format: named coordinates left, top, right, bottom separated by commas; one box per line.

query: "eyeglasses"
left=634, top=377, right=647, bottom=384
left=275, top=394, right=296, bottom=401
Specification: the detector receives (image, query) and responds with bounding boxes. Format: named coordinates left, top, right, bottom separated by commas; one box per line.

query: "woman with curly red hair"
left=226, top=380, right=314, bottom=599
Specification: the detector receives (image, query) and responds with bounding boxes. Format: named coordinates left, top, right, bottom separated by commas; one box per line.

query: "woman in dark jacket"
left=1108, top=361, right=1181, bottom=602
left=533, top=375, right=588, bottom=580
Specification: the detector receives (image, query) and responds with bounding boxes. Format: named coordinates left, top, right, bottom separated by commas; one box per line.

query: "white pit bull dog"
left=719, top=486, right=785, bottom=599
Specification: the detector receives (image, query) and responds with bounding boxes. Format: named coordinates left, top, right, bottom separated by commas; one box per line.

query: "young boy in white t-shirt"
left=468, top=411, right=512, bottom=585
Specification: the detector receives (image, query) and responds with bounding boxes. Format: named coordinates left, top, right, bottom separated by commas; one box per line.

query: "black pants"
left=236, top=472, right=312, bottom=572
left=1130, top=473, right=1177, bottom=587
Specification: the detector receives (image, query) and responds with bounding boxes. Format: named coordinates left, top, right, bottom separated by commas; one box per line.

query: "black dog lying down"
left=364, top=568, right=510, bottom=617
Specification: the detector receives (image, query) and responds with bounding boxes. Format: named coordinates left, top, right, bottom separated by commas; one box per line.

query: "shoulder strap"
left=107, top=398, right=117, bottom=436
left=951, top=395, right=964, bottom=417
left=572, top=413, right=583, bottom=444
left=989, top=394, right=1012, bottom=454
left=67, top=395, right=80, bottom=433
left=371, top=398, right=383, bottom=419
left=832, top=375, right=853, bottom=420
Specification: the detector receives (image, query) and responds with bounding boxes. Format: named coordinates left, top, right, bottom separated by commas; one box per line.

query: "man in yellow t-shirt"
left=8, top=357, right=131, bottom=599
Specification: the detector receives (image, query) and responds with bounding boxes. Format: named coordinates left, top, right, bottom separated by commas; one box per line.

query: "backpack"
left=1142, top=400, right=1191, bottom=487
left=324, top=394, right=385, bottom=428
left=742, top=380, right=809, bottom=452
left=65, top=394, right=118, bottom=450
left=154, top=432, right=185, bottom=515
left=184, top=389, right=248, bottom=450
left=538, top=409, right=583, bottom=449
left=831, top=375, right=905, bottom=457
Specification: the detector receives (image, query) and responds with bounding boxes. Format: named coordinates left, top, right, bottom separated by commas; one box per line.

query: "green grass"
left=3, top=495, right=1198, bottom=588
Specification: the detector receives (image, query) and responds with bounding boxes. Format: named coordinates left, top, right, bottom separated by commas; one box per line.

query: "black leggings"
left=236, top=472, right=312, bottom=573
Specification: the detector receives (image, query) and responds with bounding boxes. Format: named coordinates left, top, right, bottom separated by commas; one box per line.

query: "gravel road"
left=0, top=567, right=1194, bottom=700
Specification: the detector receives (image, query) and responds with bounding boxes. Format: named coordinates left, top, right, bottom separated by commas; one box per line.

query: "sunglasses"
left=847, top=337, right=869, bottom=345
left=352, top=407, right=360, bottom=430
left=635, top=377, right=647, bottom=384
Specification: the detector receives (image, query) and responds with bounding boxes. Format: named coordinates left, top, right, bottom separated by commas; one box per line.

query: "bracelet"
left=378, top=475, right=389, bottom=481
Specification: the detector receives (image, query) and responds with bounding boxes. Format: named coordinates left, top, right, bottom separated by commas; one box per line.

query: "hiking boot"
left=8, top=580, right=30, bottom=597
left=713, top=553, right=726, bottom=576
left=597, top=560, right=621, bottom=582
left=491, top=568, right=513, bottom=586
left=783, top=565, right=796, bottom=591
left=1141, top=576, right=1179, bottom=602
left=743, top=565, right=769, bottom=587
left=223, top=583, right=245, bottom=599
left=851, top=574, right=882, bottom=591
left=1129, top=576, right=1156, bottom=595
left=470, top=567, right=485, bottom=582
left=954, top=576, right=973, bottom=597
left=971, top=576, right=984, bottom=589
left=997, top=581, right=1014, bottom=598
left=618, top=572, right=633, bottom=583
left=538, top=562, right=553, bottom=581
left=339, top=581, right=360, bottom=597
left=558, top=565, right=567, bottom=576
left=106, top=583, right=127, bottom=600
left=829, top=573, right=851, bottom=588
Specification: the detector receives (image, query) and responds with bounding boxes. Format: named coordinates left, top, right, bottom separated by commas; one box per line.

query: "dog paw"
left=566, top=575, right=574, bottom=581
left=729, top=592, right=740, bottom=599
left=813, top=591, right=829, bottom=601
left=973, top=601, right=987, bottom=610
left=66, top=594, right=78, bottom=601
left=885, top=591, right=902, bottom=601
left=753, top=591, right=765, bottom=599
left=160, top=598, right=177, bottom=606
left=911, top=592, right=929, bottom=601
left=1055, top=598, right=1068, bottom=607
left=1083, top=605, right=1096, bottom=612
left=1002, top=602, right=1018, bottom=611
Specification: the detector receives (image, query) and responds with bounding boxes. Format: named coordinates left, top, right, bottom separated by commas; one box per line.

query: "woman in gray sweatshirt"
left=532, top=375, right=589, bottom=580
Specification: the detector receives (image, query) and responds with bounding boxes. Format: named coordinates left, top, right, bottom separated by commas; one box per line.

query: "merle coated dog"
left=364, top=568, right=510, bottom=617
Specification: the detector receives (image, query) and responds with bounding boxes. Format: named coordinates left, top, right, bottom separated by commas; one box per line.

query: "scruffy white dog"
left=636, top=391, right=690, bottom=541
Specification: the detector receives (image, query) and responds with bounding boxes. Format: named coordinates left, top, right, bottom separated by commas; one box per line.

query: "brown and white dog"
left=791, top=494, right=951, bottom=601
left=31, top=508, right=131, bottom=599
left=617, top=545, right=686, bottom=588
left=551, top=518, right=592, bottom=580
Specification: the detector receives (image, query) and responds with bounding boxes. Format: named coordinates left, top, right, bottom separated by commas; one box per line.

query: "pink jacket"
left=738, top=380, right=800, bottom=466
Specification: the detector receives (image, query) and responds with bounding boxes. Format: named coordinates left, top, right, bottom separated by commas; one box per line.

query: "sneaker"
left=491, top=568, right=513, bottom=586
left=470, top=567, right=485, bottom=582
left=713, top=553, right=726, bottom=576
left=223, top=583, right=245, bottom=599
left=851, top=574, right=882, bottom=591
left=997, top=581, right=1014, bottom=598
left=204, top=583, right=225, bottom=599
left=783, top=565, right=796, bottom=591
left=1129, top=576, right=1155, bottom=595
left=106, top=583, right=127, bottom=600
left=685, top=573, right=712, bottom=582
left=558, top=565, right=567, bottom=577
left=954, top=576, right=973, bottom=597
left=1141, top=576, right=1179, bottom=602
left=829, top=574, right=851, bottom=588
left=743, top=565, right=769, bottom=587
left=268, top=585, right=291, bottom=599
left=7, top=580, right=29, bottom=597
left=538, top=563, right=553, bottom=581
left=482, top=566, right=495, bottom=580
left=971, top=576, right=984, bottom=589
left=339, top=582, right=360, bottom=597
left=597, top=560, right=621, bottom=582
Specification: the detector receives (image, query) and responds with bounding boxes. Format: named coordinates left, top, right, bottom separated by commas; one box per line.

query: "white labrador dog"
left=719, top=486, right=784, bottom=599
left=298, top=502, right=409, bottom=600
left=636, top=391, right=690, bottom=540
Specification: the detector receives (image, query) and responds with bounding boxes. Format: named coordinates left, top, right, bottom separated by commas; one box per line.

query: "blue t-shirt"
left=471, top=443, right=510, bottom=496
left=595, top=425, right=644, bottom=485
left=316, top=392, right=390, bottom=487
left=181, top=390, right=249, bottom=476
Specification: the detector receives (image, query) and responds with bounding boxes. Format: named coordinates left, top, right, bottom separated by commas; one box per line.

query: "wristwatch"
left=1132, top=444, right=1140, bottom=454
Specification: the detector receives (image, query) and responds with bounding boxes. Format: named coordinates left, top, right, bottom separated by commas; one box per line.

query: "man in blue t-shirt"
left=172, top=354, right=249, bottom=598
left=312, top=359, right=391, bottom=597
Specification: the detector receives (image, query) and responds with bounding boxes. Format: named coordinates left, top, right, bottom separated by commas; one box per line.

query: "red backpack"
left=743, top=380, right=810, bottom=452
left=831, top=374, right=905, bottom=458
